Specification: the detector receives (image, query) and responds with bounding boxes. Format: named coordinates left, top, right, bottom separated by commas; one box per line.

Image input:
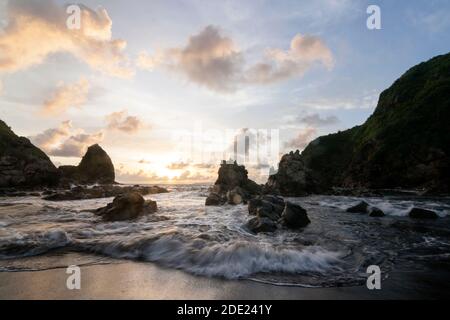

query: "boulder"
left=280, top=202, right=311, bottom=229
left=369, top=207, right=385, bottom=217
left=346, top=201, right=369, bottom=214
left=246, top=217, right=277, bottom=234
left=408, top=208, right=438, bottom=219
left=248, top=198, right=263, bottom=215
left=95, top=192, right=157, bottom=221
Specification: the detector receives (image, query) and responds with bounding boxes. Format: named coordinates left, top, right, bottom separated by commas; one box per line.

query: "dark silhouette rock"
left=409, top=208, right=438, bottom=219
left=0, top=120, right=59, bottom=188
left=59, top=144, right=115, bottom=185
left=43, top=185, right=168, bottom=201
left=205, top=161, right=262, bottom=206
left=281, top=202, right=311, bottom=229
left=246, top=217, right=277, bottom=233
left=95, top=192, right=157, bottom=221
left=266, top=53, right=450, bottom=196
left=346, top=201, right=370, bottom=214
left=369, top=207, right=385, bottom=217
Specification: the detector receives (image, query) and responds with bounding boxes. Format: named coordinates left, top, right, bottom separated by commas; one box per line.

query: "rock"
left=346, top=201, right=369, bottom=214
left=227, top=186, right=245, bottom=205
left=43, top=184, right=169, bottom=201
left=257, top=204, right=280, bottom=221
left=58, top=144, right=115, bottom=185
left=409, top=208, right=438, bottom=219
left=369, top=207, right=385, bottom=217
left=265, top=53, right=450, bottom=196
left=0, top=120, right=59, bottom=188
left=95, top=192, right=157, bottom=221
left=246, top=217, right=277, bottom=233
left=205, top=161, right=262, bottom=206
left=280, top=202, right=311, bottom=229
left=248, top=198, right=263, bottom=215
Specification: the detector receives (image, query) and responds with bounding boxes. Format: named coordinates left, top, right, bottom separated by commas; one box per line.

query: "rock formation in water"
left=267, top=53, right=450, bottom=196
left=246, top=195, right=310, bottom=233
left=94, top=192, right=158, bottom=221
left=58, top=144, right=115, bottom=185
left=0, top=120, right=59, bottom=188
left=205, top=161, right=262, bottom=206
left=43, top=184, right=168, bottom=201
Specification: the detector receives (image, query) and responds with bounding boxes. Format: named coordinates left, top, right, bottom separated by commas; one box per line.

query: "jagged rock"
left=246, top=217, right=277, bottom=233
left=43, top=184, right=168, bottom=201
left=227, top=186, right=246, bottom=205
left=58, top=144, right=115, bottom=185
left=369, top=207, right=385, bottom=217
left=346, top=201, right=370, bottom=214
left=280, top=202, right=311, bottom=229
left=248, top=198, right=263, bottom=215
left=94, top=192, right=157, bottom=221
left=205, top=161, right=262, bottom=206
left=409, top=208, right=438, bottom=219
left=0, top=120, right=59, bottom=188
left=265, top=53, right=450, bottom=196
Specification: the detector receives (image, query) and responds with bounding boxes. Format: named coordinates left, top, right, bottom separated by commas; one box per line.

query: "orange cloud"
left=42, top=78, right=90, bottom=115
left=0, top=0, right=133, bottom=78
left=137, top=26, right=333, bottom=92
left=106, top=110, right=144, bottom=134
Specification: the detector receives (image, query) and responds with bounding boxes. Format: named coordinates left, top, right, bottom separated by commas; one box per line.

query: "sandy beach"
left=1, top=253, right=449, bottom=300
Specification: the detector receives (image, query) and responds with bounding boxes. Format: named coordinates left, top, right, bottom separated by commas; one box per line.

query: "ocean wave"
left=84, top=235, right=344, bottom=279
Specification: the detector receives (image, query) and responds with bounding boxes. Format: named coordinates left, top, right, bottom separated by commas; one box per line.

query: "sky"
left=0, top=0, right=449, bottom=184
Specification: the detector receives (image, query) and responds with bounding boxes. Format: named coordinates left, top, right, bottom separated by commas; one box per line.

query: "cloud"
left=244, top=34, right=334, bottom=84
left=30, top=120, right=104, bottom=157
left=284, top=127, right=317, bottom=150
left=167, top=162, right=190, bottom=170
left=137, top=26, right=333, bottom=92
left=42, top=78, right=90, bottom=115
left=0, top=0, right=133, bottom=78
left=294, top=113, right=339, bottom=127
left=106, top=110, right=144, bottom=134
left=139, top=25, right=243, bottom=92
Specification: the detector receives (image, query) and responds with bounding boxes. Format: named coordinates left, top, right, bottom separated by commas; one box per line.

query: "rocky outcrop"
left=346, top=201, right=370, bottom=214
left=368, top=207, right=385, bottom=217
left=0, top=120, right=59, bottom=188
left=205, top=161, right=262, bottom=206
left=43, top=185, right=168, bottom=201
left=245, top=195, right=310, bottom=233
left=408, top=208, right=438, bottom=219
left=94, top=192, right=157, bottom=221
left=266, top=53, right=450, bottom=196
left=58, top=144, right=115, bottom=185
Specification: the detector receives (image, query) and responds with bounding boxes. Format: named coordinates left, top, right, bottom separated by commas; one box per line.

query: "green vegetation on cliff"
left=269, top=53, right=450, bottom=195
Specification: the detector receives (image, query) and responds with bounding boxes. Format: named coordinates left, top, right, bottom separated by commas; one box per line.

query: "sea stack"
left=59, top=144, right=115, bottom=185
left=205, top=161, right=262, bottom=206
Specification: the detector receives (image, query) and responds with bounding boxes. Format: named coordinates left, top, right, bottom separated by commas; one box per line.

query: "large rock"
left=59, top=144, right=115, bottom=185
left=280, top=202, right=311, bottom=229
left=43, top=184, right=168, bottom=201
left=95, top=192, right=157, bottom=221
left=0, top=120, right=59, bottom=188
left=409, top=208, right=438, bottom=219
left=266, top=53, right=450, bottom=196
left=346, top=201, right=370, bottom=214
left=246, top=217, right=277, bottom=233
left=205, top=161, right=262, bottom=206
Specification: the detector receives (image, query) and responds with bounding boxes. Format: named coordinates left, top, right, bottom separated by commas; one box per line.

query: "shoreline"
left=1, top=253, right=449, bottom=300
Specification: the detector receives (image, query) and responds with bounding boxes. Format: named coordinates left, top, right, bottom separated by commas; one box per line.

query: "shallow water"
left=0, top=185, right=449, bottom=287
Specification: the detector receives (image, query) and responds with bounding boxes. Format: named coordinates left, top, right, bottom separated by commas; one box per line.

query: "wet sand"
left=1, top=254, right=448, bottom=299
